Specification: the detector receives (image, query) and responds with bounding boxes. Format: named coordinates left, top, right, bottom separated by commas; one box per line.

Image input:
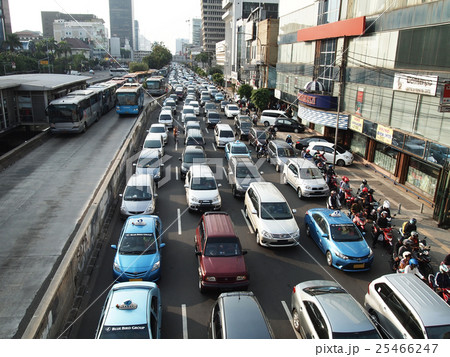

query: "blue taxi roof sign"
left=116, top=299, right=138, bottom=310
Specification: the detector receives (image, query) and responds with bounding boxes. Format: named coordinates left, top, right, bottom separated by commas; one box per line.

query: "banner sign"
left=350, top=116, right=363, bottom=133
left=376, top=124, right=393, bottom=145
left=393, top=73, right=438, bottom=96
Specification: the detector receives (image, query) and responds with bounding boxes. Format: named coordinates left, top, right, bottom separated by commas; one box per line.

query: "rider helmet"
left=286, top=135, right=291, bottom=138
left=328, top=165, right=333, bottom=169
left=439, top=262, right=449, bottom=274
left=362, top=179, right=367, bottom=184
left=342, top=176, right=349, bottom=183
left=403, top=251, right=412, bottom=259
left=331, top=190, right=336, bottom=196
left=411, top=231, right=419, bottom=238
left=362, top=187, right=369, bottom=193
left=409, top=258, right=418, bottom=267
left=381, top=211, right=388, bottom=217
left=410, top=218, right=417, bottom=224
left=369, top=189, right=375, bottom=194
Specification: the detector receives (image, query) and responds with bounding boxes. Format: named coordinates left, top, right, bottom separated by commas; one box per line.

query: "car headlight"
left=368, top=248, right=374, bottom=258
left=304, top=185, right=312, bottom=190
left=213, top=194, right=221, bottom=203
left=334, top=250, right=349, bottom=260
left=144, top=204, right=154, bottom=214
left=236, top=275, right=247, bottom=281
left=262, top=230, right=272, bottom=239
left=191, top=196, right=200, bottom=203
left=113, top=262, right=122, bottom=273
left=150, top=260, right=161, bottom=272
left=291, top=229, right=300, bottom=238
left=205, top=276, right=216, bottom=282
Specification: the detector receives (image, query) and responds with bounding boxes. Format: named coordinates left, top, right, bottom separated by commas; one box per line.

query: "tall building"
left=0, top=0, right=12, bottom=49
left=176, top=38, right=189, bottom=56
left=276, top=0, right=450, bottom=223
left=192, top=18, right=202, bottom=47
left=109, top=0, right=134, bottom=49
left=134, top=20, right=139, bottom=50
left=41, top=12, right=99, bottom=39
left=200, top=0, right=225, bottom=54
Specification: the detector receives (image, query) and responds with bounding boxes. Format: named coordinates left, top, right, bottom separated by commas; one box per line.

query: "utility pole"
left=333, top=38, right=347, bottom=166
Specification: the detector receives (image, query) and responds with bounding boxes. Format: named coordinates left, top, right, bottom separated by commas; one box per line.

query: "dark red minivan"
left=195, top=212, right=249, bottom=293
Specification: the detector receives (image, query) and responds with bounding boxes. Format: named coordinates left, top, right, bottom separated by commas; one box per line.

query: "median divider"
left=22, top=95, right=164, bottom=338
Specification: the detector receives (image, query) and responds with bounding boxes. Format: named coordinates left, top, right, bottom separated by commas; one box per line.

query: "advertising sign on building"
left=376, top=124, right=393, bottom=145
left=393, top=73, right=438, bottom=96
left=350, top=116, right=363, bottom=133
left=439, top=82, right=450, bottom=112
left=355, top=88, right=364, bottom=115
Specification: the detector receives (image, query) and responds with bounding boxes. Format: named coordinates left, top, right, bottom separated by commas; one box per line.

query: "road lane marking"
left=222, top=167, right=228, bottom=180
left=175, top=166, right=179, bottom=181
left=181, top=304, right=188, bottom=339
left=281, top=300, right=301, bottom=339
left=241, top=209, right=254, bottom=234
left=205, top=128, right=209, bottom=134
left=177, top=208, right=182, bottom=235
left=212, top=143, right=217, bottom=151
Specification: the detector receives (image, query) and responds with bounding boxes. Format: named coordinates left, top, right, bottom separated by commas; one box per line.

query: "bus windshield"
left=146, top=80, right=161, bottom=89
left=117, top=93, right=139, bottom=105
left=48, top=104, right=79, bottom=123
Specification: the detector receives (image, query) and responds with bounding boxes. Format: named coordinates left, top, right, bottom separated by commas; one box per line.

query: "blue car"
left=304, top=209, right=374, bottom=272
left=215, top=92, right=225, bottom=102
left=224, top=141, right=251, bottom=161
left=95, top=281, right=162, bottom=339
left=112, top=215, right=165, bottom=281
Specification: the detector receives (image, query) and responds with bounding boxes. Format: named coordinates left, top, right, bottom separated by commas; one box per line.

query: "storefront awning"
left=298, top=105, right=348, bottom=130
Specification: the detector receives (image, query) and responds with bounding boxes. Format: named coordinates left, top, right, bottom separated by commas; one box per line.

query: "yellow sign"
left=376, top=124, right=393, bottom=145
left=349, top=115, right=363, bottom=133
left=40, top=60, right=49, bottom=65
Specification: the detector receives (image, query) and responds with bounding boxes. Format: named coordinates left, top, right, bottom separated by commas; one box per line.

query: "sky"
left=9, top=0, right=201, bottom=54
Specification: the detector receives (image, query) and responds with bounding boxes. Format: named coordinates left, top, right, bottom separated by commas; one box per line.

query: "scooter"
left=416, top=239, right=433, bottom=277
left=428, top=274, right=450, bottom=305
left=352, top=212, right=368, bottom=236
left=371, top=222, right=394, bottom=248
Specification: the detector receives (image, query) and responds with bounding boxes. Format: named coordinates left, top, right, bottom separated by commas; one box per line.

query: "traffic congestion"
left=68, top=64, right=450, bottom=340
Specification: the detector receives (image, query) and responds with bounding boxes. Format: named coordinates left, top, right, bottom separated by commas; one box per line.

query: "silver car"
left=266, top=139, right=296, bottom=172
left=291, top=280, right=381, bottom=339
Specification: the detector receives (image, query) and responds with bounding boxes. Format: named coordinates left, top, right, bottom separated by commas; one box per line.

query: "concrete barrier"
left=21, top=97, right=164, bottom=338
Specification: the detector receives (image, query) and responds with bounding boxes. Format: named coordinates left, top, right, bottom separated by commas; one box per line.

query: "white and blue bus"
left=145, top=76, right=167, bottom=97
left=115, top=83, right=144, bottom=115
left=47, top=89, right=102, bottom=134
left=109, top=67, right=129, bottom=77
left=89, top=81, right=118, bottom=114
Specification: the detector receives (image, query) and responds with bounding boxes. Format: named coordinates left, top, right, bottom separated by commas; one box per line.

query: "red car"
left=195, top=212, right=249, bottom=293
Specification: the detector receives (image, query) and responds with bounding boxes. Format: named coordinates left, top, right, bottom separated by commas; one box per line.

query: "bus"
left=109, top=67, right=129, bottom=77
left=47, top=89, right=102, bottom=134
left=89, top=81, right=118, bottom=115
left=122, top=72, right=139, bottom=83
left=115, top=83, right=144, bottom=115
left=145, top=76, right=167, bottom=97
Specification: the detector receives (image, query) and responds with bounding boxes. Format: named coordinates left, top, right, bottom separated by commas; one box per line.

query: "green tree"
left=195, top=52, right=211, bottom=67
left=238, top=83, right=253, bottom=101
left=120, top=49, right=131, bottom=59
left=129, top=62, right=149, bottom=72
left=143, top=43, right=172, bottom=69
left=250, top=88, right=271, bottom=113
left=208, top=66, right=223, bottom=76
left=2, top=33, right=22, bottom=52
left=212, top=73, right=224, bottom=86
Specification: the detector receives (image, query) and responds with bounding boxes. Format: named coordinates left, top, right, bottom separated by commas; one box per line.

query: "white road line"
left=175, top=166, right=179, bottom=181
left=177, top=208, right=182, bottom=235
left=181, top=304, right=188, bottom=339
left=222, top=167, right=228, bottom=180
left=205, top=127, right=209, bottom=134
left=241, top=209, right=254, bottom=234
left=212, top=143, right=217, bottom=151
left=281, top=300, right=301, bottom=339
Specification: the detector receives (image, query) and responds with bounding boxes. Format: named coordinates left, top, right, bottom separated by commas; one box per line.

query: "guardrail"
left=21, top=95, right=166, bottom=338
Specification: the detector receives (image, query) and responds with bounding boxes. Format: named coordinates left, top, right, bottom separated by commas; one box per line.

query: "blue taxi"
left=112, top=215, right=165, bottom=282
left=95, top=281, right=161, bottom=339
left=304, top=209, right=374, bottom=271
left=224, top=140, right=251, bottom=161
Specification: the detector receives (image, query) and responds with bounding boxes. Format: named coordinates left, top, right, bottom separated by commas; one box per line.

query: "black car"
left=235, top=117, right=253, bottom=140
left=248, top=127, right=267, bottom=147
left=273, top=118, right=305, bottom=133
left=179, top=145, right=206, bottom=179
left=206, top=110, right=221, bottom=128
left=295, top=136, right=332, bottom=150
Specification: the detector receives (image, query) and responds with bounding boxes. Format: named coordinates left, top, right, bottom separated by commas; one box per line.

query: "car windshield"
left=256, top=131, right=266, bottom=139
left=330, top=224, right=363, bottom=242
left=191, top=177, right=217, bottom=190
left=209, top=113, right=220, bottom=119
left=184, top=153, right=206, bottom=164
left=205, top=104, right=215, bottom=110
left=119, top=233, right=157, bottom=255
left=278, top=148, right=295, bottom=157
left=303, top=286, right=346, bottom=296
left=236, top=165, right=260, bottom=179
left=124, top=185, right=153, bottom=201
left=240, top=122, right=252, bottom=129
left=143, top=140, right=161, bottom=149
left=99, top=324, right=150, bottom=339
left=336, top=145, right=347, bottom=154
left=160, top=115, right=171, bottom=121
left=220, top=130, right=234, bottom=138
left=231, top=146, right=248, bottom=154
left=204, top=237, right=242, bottom=257
left=425, top=325, right=450, bottom=339
left=183, top=109, right=194, bottom=114
left=299, top=168, right=322, bottom=179
left=261, top=202, right=293, bottom=220
left=332, top=330, right=381, bottom=339
left=150, top=126, right=165, bottom=133
left=137, top=157, right=159, bottom=168
left=228, top=105, right=239, bottom=111
left=186, top=137, right=204, bottom=145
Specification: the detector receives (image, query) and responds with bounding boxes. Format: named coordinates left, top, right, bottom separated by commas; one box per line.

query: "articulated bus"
left=48, top=89, right=102, bottom=134
left=89, top=81, right=118, bottom=114
left=115, top=83, right=144, bottom=115
left=123, top=72, right=139, bottom=83
left=145, top=76, right=167, bottom=97
left=109, top=67, right=129, bottom=77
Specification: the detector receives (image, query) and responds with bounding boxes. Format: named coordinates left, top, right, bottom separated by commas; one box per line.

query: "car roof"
left=249, top=182, right=285, bottom=201
left=229, top=140, right=247, bottom=147
left=219, top=291, right=273, bottom=338
left=184, top=145, right=205, bottom=153
left=186, top=128, right=203, bottom=136
left=123, top=215, right=158, bottom=234
left=297, top=280, right=376, bottom=334
left=270, top=139, right=293, bottom=148
left=144, top=132, right=163, bottom=140
left=202, top=212, right=236, bottom=238
left=139, top=148, right=160, bottom=158
left=373, top=274, right=450, bottom=327
left=126, top=174, right=154, bottom=187
left=189, top=164, right=214, bottom=177
left=307, top=208, right=352, bottom=225
left=104, top=282, right=157, bottom=326
left=216, top=123, right=233, bottom=130
left=308, top=141, right=334, bottom=148
left=150, top=123, right=165, bottom=128
left=287, top=158, right=318, bottom=169
left=232, top=156, right=253, bottom=165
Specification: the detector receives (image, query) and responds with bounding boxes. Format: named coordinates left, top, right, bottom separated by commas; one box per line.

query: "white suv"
left=244, top=182, right=300, bottom=247
left=282, top=158, right=329, bottom=199
left=260, top=110, right=291, bottom=127
left=306, top=141, right=353, bottom=166
left=214, top=124, right=235, bottom=148
left=184, top=165, right=222, bottom=211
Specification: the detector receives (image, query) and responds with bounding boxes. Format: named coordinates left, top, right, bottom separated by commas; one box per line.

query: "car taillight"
left=367, top=284, right=370, bottom=295
left=293, top=286, right=296, bottom=294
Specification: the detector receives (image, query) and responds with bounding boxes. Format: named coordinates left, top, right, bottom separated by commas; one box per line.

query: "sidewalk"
left=279, top=130, right=450, bottom=269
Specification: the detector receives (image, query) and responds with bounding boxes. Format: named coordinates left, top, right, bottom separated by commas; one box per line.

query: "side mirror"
left=195, top=251, right=201, bottom=256
left=119, top=194, right=123, bottom=198
left=251, top=209, right=257, bottom=215
left=242, top=250, right=248, bottom=255
left=179, top=157, right=182, bottom=161
left=218, top=183, right=222, bottom=188
left=322, top=233, right=329, bottom=239
left=111, top=245, right=117, bottom=250
left=184, top=184, right=189, bottom=188
left=154, top=193, right=158, bottom=197
left=133, top=163, right=136, bottom=167
left=229, top=171, right=233, bottom=176
left=160, top=163, right=165, bottom=167
left=159, top=243, right=166, bottom=249
left=292, top=209, right=297, bottom=214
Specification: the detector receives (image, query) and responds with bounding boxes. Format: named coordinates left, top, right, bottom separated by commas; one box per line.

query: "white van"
left=364, top=273, right=450, bottom=339
left=143, top=132, right=164, bottom=156
left=120, top=174, right=157, bottom=219
left=260, top=110, right=291, bottom=127
left=214, top=124, right=235, bottom=148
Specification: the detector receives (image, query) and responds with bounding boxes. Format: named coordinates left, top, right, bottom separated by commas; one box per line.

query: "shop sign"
left=376, top=124, right=393, bottom=145
left=297, top=91, right=338, bottom=110
left=350, top=116, right=363, bottom=133
left=274, top=89, right=281, bottom=99
left=393, top=73, right=438, bottom=96
left=439, top=82, right=450, bottom=112
left=355, top=88, right=364, bottom=115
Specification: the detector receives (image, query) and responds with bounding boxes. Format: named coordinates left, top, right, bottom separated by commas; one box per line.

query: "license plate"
left=201, top=201, right=211, bottom=204
left=353, top=263, right=365, bottom=269
left=129, top=278, right=142, bottom=281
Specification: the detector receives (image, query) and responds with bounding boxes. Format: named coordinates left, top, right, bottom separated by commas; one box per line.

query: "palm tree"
left=3, top=34, right=22, bottom=52
left=58, top=40, right=72, bottom=73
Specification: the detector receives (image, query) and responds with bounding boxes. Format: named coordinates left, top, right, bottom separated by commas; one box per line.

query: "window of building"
left=374, top=143, right=398, bottom=174
left=317, top=0, right=340, bottom=25
left=317, top=39, right=336, bottom=93
left=350, top=132, right=368, bottom=157
left=406, top=158, right=439, bottom=196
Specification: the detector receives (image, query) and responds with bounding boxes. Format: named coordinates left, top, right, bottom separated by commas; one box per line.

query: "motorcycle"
left=428, top=274, right=450, bottom=305
left=327, top=174, right=338, bottom=192
left=256, top=144, right=268, bottom=159
left=371, top=222, right=395, bottom=248
left=416, top=239, right=433, bottom=277
left=342, top=188, right=355, bottom=209
left=352, top=212, right=368, bottom=236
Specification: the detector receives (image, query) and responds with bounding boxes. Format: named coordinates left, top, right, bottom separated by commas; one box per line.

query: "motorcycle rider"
left=372, top=211, right=390, bottom=248
left=434, top=255, right=450, bottom=300
left=401, top=218, right=417, bottom=239
left=326, top=164, right=335, bottom=178
left=397, top=251, right=412, bottom=273
left=285, top=135, right=293, bottom=146
left=327, top=190, right=342, bottom=210
left=403, top=258, right=424, bottom=280
left=267, top=125, right=276, bottom=140
left=339, top=176, right=351, bottom=203
left=350, top=198, right=363, bottom=219
left=303, top=149, right=313, bottom=160
left=358, top=179, right=371, bottom=193
left=377, top=200, right=392, bottom=219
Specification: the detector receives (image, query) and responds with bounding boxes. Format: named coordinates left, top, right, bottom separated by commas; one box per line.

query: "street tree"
left=238, top=83, right=253, bottom=101
left=250, top=88, right=271, bottom=113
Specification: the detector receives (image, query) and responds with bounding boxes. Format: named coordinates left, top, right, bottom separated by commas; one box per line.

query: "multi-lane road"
left=67, top=97, right=396, bottom=339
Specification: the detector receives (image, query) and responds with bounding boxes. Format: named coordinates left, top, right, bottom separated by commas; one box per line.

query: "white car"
left=190, top=100, right=200, bottom=115
left=244, top=182, right=300, bottom=248
left=306, top=141, right=353, bottom=166
left=143, top=132, right=164, bottom=156
left=224, top=104, right=240, bottom=118
left=119, top=174, right=157, bottom=219
left=181, top=105, right=195, bottom=123
left=282, top=158, right=329, bottom=199
left=158, top=110, right=173, bottom=129
left=148, top=124, right=168, bottom=145
left=184, top=164, right=222, bottom=211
